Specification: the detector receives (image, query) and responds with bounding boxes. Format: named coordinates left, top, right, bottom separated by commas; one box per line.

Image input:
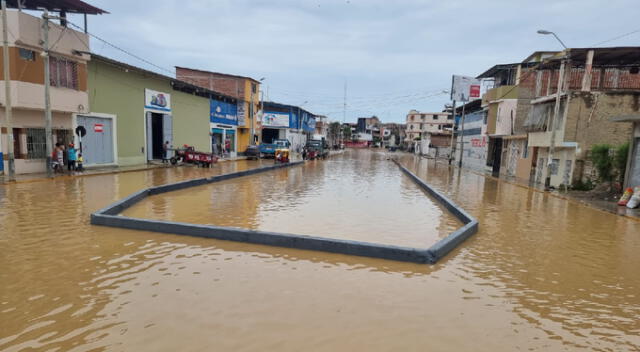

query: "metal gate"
left=76, top=115, right=114, bottom=165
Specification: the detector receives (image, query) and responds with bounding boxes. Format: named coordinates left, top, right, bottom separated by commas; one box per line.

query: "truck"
left=304, top=139, right=329, bottom=160
left=259, top=139, right=291, bottom=158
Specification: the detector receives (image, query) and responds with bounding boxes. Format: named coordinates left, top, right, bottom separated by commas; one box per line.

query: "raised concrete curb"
left=91, top=159, right=478, bottom=264
left=393, top=160, right=479, bottom=262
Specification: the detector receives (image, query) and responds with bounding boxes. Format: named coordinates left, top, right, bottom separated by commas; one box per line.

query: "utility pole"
left=42, top=9, right=53, bottom=178
left=2, top=0, right=15, bottom=180
left=458, top=102, right=467, bottom=168
left=343, top=79, right=347, bottom=123
left=448, top=100, right=457, bottom=165
left=544, top=58, right=567, bottom=191
left=249, top=83, right=254, bottom=146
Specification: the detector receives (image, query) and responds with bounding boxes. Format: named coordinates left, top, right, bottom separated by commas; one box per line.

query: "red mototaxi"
left=171, top=145, right=218, bottom=167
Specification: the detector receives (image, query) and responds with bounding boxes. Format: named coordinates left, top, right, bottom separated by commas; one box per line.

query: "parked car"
left=245, top=145, right=260, bottom=160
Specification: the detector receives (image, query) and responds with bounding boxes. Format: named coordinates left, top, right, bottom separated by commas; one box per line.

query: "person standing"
left=163, top=141, right=172, bottom=164
left=67, top=143, right=77, bottom=173
left=56, top=144, right=65, bottom=174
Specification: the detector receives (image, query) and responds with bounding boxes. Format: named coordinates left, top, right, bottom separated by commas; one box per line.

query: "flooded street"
left=122, top=150, right=460, bottom=247
left=1, top=149, right=639, bottom=351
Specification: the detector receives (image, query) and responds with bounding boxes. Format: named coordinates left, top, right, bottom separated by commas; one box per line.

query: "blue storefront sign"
left=289, top=111, right=299, bottom=129
left=303, top=114, right=316, bottom=132
left=0, top=152, right=3, bottom=172
left=210, top=99, right=238, bottom=125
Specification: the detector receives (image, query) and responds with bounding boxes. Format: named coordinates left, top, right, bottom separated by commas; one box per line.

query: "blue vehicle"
left=259, top=139, right=290, bottom=158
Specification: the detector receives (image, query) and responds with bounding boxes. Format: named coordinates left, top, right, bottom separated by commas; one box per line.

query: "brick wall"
left=564, top=91, right=637, bottom=158
left=176, top=68, right=245, bottom=99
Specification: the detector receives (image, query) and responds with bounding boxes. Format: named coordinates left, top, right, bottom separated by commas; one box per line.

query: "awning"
left=610, top=114, right=640, bottom=123
left=6, top=0, right=108, bottom=14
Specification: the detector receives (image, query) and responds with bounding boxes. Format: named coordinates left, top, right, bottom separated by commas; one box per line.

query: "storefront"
left=210, top=98, right=238, bottom=158
left=262, top=111, right=290, bottom=144
left=144, top=89, right=173, bottom=161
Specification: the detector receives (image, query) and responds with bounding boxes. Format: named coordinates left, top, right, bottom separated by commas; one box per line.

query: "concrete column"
left=581, top=49, right=594, bottom=92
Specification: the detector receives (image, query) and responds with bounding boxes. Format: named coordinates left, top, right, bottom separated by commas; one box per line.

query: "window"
left=251, top=83, right=257, bottom=94
left=19, top=48, right=35, bottom=61
left=550, top=159, right=560, bottom=175
left=420, top=123, right=424, bottom=130
left=438, top=125, right=442, bottom=130
left=49, top=56, right=78, bottom=89
left=433, top=115, right=439, bottom=120
left=26, top=128, right=47, bottom=159
left=523, top=139, right=529, bottom=158
left=447, top=114, right=453, bottom=120
left=410, top=124, right=414, bottom=130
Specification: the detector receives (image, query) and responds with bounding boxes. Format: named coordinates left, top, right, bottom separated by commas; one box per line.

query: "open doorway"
left=151, top=113, right=164, bottom=159
left=146, top=112, right=172, bottom=161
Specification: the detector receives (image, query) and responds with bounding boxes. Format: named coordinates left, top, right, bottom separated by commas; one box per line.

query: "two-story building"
left=523, top=47, right=638, bottom=187
left=176, top=67, right=261, bottom=157
left=0, top=3, right=105, bottom=174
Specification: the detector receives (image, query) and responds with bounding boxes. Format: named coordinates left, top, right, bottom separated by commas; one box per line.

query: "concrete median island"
left=91, top=160, right=478, bottom=264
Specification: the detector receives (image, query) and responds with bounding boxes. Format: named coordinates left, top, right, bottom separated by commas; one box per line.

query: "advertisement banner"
left=451, top=75, right=482, bottom=102
left=263, top=111, right=290, bottom=127
left=145, top=89, right=171, bottom=113
left=237, top=102, right=246, bottom=126
left=210, top=99, right=238, bottom=125
left=303, top=115, right=316, bottom=132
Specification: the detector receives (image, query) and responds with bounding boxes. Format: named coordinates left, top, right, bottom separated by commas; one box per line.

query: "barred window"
left=49, top=56, right=78, bottom=89
left=26, top=128, right=47, bottom=159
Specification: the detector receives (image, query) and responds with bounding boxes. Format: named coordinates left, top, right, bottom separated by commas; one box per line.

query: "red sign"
left=94, top=123, right=104, bottom=133
left=469, top=85, right=481, bottom=98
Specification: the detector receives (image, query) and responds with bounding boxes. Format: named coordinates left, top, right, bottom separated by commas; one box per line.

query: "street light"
left=537, top=29, right=568, bottom=49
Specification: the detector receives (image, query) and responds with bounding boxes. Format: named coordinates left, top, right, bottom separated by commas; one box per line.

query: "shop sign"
left=237, top=102, right=246, bottom=126
left=263, top=111, right=290, bottom=127
left=145, top=89, right=172, bottom=112
left=210, top=99, right=238, bottom=125
left=451, top=75, right=481, bottom=102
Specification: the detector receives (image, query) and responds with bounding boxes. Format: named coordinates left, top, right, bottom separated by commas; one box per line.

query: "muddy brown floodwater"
left=1, top=149, right=639, bottom=351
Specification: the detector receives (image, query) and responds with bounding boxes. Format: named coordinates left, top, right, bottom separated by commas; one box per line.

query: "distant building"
left=176, top=67, right=261, bottom=156
left=405, top=110, right=453, bottom=142
left=356, top=116, right=381, bottom=144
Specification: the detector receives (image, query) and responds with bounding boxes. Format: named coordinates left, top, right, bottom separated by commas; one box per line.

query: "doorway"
left=491, top=138, right=502, bottom=176
left=146, top=112, right=172, bottom=161
left=76, top=115, right=115, bottom=165
left=151, top=113, right=164, bottom=159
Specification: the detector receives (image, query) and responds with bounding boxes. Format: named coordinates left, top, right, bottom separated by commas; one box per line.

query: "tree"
left=328, top=122, right=341, bottom=146
left=342, top=125, right=352, bottom=141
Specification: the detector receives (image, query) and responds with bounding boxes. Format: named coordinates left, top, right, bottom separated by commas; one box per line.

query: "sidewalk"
left=427, top=156, right=640, bottom=221
left=0, top=156, right=249, bottom=185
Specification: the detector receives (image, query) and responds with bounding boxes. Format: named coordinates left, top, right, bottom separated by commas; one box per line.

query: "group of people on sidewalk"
left=52, top=143, right=84, bottom=174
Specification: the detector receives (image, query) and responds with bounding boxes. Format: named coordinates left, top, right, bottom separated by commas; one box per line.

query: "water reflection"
left=1, top=151, right=639, bottom=351
left=122, top=150, right=460, bottom=247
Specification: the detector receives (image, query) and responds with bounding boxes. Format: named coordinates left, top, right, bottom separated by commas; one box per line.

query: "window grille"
left=49, top=56, right=78, bottom=90
left=26, top=128, right=47, bottom=159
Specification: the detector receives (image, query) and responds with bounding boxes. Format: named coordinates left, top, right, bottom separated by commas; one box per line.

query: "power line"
left=590, top=28, right=640, bottom=47
left=65, top=20, right=175, bottom=75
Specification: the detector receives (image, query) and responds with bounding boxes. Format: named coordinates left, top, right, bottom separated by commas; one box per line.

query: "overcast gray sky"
left=69, top=0, right=640, bottom=123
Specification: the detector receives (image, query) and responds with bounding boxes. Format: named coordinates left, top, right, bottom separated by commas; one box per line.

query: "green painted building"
left=86, top=54, right=236, bottom=166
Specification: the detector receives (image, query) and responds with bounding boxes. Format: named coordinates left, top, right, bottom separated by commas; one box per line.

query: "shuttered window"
left=49, top=56, right=78, bottom=90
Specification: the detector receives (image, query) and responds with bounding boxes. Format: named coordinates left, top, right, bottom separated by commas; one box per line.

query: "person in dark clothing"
left=163, top=141, right=171, bottom=163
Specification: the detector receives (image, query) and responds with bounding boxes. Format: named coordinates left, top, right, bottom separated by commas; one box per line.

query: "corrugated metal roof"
left=6, top=0, right=107, bottom=14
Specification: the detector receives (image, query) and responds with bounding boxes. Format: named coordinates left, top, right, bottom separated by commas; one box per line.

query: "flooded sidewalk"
left=1, top=149, right=639, bottom=351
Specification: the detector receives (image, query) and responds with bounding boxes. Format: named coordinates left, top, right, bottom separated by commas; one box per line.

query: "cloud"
left=74, top=0, right=640, bottom=122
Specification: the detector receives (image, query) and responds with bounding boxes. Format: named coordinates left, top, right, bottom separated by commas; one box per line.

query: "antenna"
left=343, top=79, right=347, bottom=123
